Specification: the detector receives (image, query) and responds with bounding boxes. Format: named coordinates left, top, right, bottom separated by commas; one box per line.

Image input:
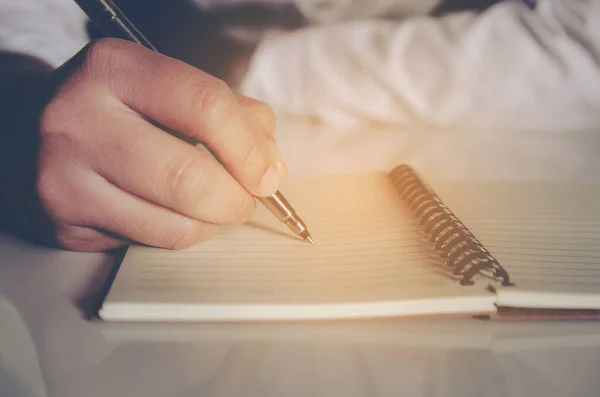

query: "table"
left=2, top=121, right=600, bottom=397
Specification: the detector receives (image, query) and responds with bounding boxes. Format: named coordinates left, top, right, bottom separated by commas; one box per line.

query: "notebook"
left=95, top=165, right=600, bottom=322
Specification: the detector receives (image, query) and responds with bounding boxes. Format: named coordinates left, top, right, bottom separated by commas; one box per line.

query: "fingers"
left=235, top=94, right=277, bottom=139
left=84, top=106, right=256, bottom=226
left=36, top=150, right=221, bottom=251
left=33, top=38, right=286, bottom=252
left=234, top=95, right=286, bottom=177
left=78, top=39, right=285, bottom=197
left=82, top=174, right=221, bottom=250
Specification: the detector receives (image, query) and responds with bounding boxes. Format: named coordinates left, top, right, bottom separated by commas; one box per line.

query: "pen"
left=73, top=0, right=314, bottom=244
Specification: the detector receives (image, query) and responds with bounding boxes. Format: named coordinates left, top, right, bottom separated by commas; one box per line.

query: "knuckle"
left=54, top=229, right=79, bottom=251
left=240, top=136, right=270, bottom=175
left=189, top=78, right=233, bottom=128
left=36, top=170, right=65, bottom=221
left=160, top=153, right=216, bottom=209
left=163, top=218, right=206, bottom=250
left=53, top=227, right=117, bottom=252
left=231, top=195, right=256, bottom=224
left=54, top=227, right=86, bottom=251
left=251, top=100, right=277, bottom=132
left=39, top=98, right=75, bottom=136
left=251, top=99, right=271, bottom=113
left=81, top=38, right=128, bottom=74
left=74, top=38, right=135, bottom=87
left=36, top=156, right=83, bottom=225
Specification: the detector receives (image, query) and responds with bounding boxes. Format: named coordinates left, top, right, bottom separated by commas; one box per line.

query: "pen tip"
left=306, top=235, right=314, bottom=244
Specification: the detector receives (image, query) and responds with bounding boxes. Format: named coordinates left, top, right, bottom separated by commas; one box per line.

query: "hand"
left=0, top=38, right=285, bottom=251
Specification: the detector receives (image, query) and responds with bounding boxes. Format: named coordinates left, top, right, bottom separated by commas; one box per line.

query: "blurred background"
left=94, top=0, right=505, bottom=83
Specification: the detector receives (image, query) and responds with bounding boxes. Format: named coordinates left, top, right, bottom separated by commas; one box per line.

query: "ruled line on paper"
left=105, top=172, right=468, bottom=305
left=436, top=182, right=600, bottom=292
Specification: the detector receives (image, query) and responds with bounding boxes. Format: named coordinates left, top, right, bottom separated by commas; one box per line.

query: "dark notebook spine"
left=389, top=165, right=512, bottom=286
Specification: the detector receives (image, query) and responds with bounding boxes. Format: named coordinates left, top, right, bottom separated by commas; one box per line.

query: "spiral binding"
left=389, top=165, right=512, bottom=286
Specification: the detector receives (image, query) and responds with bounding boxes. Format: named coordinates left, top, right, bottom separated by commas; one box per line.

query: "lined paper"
left=100, top=173, right=600, bottom=320
left=436, top=182, right=600, bottom=295
left=102, top=173, right=488, bottom=318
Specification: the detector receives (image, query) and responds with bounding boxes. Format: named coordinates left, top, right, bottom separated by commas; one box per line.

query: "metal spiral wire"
left=390, top=165, right=512, bottom=286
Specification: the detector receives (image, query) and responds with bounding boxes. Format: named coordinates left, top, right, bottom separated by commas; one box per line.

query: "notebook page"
left=434, top=182, right=600, bottom=308
left=103, top=173, right=487, bottom=313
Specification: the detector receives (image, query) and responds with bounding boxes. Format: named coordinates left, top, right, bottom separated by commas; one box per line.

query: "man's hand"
left=0, top=38, right=285, bottom=251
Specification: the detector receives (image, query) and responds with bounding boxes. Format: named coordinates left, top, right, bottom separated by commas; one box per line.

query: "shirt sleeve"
left=240, top=0, right=600, bottom=129
left=0, top=0, right=89, bottom=68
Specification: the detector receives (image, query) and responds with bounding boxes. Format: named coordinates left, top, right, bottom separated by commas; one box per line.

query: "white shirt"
left=241, top=0, right=600, bottom=130
left=2, top=0, right=599, bottom=130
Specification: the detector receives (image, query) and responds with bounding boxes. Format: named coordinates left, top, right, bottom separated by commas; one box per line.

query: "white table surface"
left=2, top=121, right=600, bottom=397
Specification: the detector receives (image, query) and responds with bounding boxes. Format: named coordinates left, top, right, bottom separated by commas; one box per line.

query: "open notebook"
left=96, top=165, right=600, bottom=322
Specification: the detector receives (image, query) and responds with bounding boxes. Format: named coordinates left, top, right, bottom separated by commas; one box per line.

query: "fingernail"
left=276, top=160, right=287, bottom=178
left=259, top=165, right=281, bottom=196
left=270, top=142, right=287, bottom=178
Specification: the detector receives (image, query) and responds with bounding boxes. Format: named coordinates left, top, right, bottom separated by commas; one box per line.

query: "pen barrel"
left=257, top=192, right=309, bottom=237
left=74, top=0, right=158, bottom=51
left=257, top=192, right=294, bottom=222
